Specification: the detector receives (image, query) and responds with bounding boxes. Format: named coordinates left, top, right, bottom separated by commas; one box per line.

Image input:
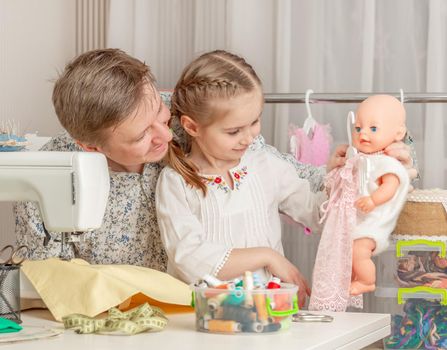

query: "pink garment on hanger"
left=308, top=156, right=363, bottom=312
left=289, top=123, right=332, bottom=166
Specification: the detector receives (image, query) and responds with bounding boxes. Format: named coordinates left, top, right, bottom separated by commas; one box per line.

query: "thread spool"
left=203, top=274, right=224, bottom=287
left=223, top=287, right=244, bottom=306
left=263, top=322, right=281, bottom=333
left=207, top=293, right=228, bottom=311
left=267, top=277, right=281, bottom=289
left=242, top=321, right=264, bottom=333
left=205, top=319, right=241, bottom=333
left=217, top=305, right=257, bottom=323
left=244, top=271, right=254, bottom=308
left=253, top=293, right=268, bottom=324
left=252, top=273, right=262, bottom=288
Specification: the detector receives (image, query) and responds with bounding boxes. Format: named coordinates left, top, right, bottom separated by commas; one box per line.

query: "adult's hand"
left=384, top=141, right=418, bottom=190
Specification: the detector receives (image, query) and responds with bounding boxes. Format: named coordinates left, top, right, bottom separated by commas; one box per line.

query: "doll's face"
left=352, top=95, right=406, bottom=154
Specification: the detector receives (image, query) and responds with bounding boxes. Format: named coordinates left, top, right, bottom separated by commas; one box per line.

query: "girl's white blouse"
left=156, top=147, right=326, bottom=284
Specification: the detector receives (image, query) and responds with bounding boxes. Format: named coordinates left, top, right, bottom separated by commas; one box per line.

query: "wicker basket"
left=393, top=189, right=447, bottom=236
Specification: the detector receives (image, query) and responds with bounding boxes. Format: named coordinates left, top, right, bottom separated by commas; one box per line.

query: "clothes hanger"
left=346, top=111, right=357, bottom=159
left=346, top=110, right=371, bottom=195
left=302, top=89, right=317, bottom=136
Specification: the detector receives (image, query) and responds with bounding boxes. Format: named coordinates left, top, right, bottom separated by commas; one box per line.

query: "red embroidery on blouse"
left=214, top=177, right=222, bottom=184
left=202, top=166, right=248, bottom=193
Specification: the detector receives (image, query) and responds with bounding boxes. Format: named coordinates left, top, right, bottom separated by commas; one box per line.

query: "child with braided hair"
left=156, top=50, right=417, bottom=308
left=155, top=50, right=334, bottom=307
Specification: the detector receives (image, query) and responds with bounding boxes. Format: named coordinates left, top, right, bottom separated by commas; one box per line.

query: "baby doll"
left=309, top=94, right=410, bottom=312
left=350, top=94, right=410, bottom=295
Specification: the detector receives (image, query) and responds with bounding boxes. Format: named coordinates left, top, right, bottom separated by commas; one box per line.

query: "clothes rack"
left=264, top=93, right=447, bottom=104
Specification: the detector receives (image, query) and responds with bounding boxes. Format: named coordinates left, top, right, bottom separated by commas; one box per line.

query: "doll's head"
left=353, top=95, right=406, bottom=154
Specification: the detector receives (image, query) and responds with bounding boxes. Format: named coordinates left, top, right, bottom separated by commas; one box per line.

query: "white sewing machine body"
left=0, top=152, right=109, bottom=232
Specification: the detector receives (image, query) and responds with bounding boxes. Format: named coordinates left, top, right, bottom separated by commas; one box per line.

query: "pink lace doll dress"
left=308, top=156, right=363, bottom=311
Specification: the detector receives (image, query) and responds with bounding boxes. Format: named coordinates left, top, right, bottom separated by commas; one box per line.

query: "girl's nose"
left=241, top=132, right=254, bottom=146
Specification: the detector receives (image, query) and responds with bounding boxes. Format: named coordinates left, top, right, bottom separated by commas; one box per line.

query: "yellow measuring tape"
left=62, top=303, right=168, bottom=335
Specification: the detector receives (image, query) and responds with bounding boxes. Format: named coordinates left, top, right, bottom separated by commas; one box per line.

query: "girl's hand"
left=384, top=141, right=418, bottom=191
left=326, top=144, right=348, bottom=172
left=266, top=250, right=311, bottom=308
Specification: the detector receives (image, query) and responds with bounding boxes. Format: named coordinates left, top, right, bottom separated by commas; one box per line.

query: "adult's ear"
left=75, top=140, right=101, bottom=153
left=180, top=115, right=200, bottom=137
left=395, top=125, right=407, bottom=142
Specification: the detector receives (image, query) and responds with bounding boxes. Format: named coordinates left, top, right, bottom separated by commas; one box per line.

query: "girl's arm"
left=250, top=135, right=326, bottom=192
left=216, top=247, right=271, bottom=280
left=156, top=168, right=232, bottom=283
left=266, top=151, right=327, bottom=233
left=217, top=247, right=310, bottom=308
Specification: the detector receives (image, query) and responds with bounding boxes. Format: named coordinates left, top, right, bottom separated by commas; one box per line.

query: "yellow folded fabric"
left=21, top=258, right=192, bottom=321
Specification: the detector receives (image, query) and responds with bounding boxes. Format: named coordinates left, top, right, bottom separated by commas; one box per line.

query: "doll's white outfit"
left=352, top=154, right=409, bottom=255
left=156, top=147, right=326, bottom=284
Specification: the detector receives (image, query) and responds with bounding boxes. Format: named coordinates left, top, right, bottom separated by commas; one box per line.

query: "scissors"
left=292, top=312, right=334, bottom=323
left=0, top=245, right=29, bottom=265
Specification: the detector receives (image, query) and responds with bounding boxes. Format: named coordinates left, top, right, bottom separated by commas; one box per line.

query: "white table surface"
left=3, top=310, right=390, bottom=350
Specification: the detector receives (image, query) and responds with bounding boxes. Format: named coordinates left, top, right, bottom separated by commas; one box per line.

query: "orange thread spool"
left=207, top=319, right=241, bottom=333
left=253, top=294, right=268, bottom=323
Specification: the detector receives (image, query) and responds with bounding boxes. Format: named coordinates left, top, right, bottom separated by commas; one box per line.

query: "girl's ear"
left=181, top=115, right=200, bottom=137
left=75, top=140, right=100, bottom=153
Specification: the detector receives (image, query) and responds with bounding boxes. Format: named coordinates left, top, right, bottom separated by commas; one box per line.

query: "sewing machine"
left=0, top=152, right=110, bottom=257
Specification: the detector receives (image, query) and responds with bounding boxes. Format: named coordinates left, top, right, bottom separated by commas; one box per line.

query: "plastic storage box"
left=394, top=239, right=447, bottom=289
left=191, top=283, right=298, bottom=334
left=383, top=287, right=447, bottom=349
left=375, top=238, right=447, bottom=348
left=376, top=239, right=447, bottom=292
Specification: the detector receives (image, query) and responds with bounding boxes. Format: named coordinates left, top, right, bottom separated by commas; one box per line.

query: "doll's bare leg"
left=350, top=238, right=376, bottom=296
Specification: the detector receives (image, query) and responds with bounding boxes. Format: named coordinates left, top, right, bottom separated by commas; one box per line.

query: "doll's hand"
left=355, top=196, right=376, bottom=213
left=384, top=141, right=418, bottom=191
left=267, top=250, right=310, bottom=308
left=326, top=144, right=348, bottom=172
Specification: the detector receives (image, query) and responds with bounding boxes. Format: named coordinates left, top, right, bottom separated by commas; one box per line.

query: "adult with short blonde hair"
left=15, top=49, right=172, bottom=270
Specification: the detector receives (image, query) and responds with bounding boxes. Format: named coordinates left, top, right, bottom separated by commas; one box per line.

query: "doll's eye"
left=355, top=127, right=361, bottom=132
left=370, top=126, right=377, bottom=132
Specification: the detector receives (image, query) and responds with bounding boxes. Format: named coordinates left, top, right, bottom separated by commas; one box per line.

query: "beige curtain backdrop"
left=107, top=0, right=447, bottom=312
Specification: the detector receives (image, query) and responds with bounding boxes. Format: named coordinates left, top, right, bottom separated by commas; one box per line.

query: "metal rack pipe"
left=264, top=93, right=447, bottom=104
